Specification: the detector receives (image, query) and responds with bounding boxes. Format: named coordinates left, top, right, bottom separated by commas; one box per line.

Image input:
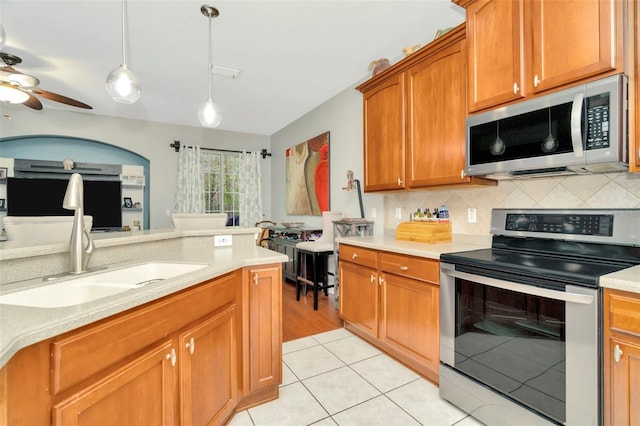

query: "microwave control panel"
left=585, top=93, right=610, bottom=150
left=505, top=213, right=614, bottom=236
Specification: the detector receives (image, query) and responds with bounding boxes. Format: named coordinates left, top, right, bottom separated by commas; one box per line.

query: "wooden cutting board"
left=395, top=221, right=452, bottom=244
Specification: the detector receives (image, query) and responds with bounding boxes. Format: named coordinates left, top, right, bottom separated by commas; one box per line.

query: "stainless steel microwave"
left=466, top=74, right=628, bottom=179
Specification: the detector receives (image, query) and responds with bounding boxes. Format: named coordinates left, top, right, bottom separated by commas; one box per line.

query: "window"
left=201, top=152, right=240, bottom=224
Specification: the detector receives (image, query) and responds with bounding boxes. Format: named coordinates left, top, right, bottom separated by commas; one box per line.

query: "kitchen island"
left=0, top=228, right=288, bottom=425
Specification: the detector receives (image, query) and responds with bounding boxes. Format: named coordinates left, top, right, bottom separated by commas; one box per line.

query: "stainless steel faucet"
left=63, top=173, right=94, bottom=274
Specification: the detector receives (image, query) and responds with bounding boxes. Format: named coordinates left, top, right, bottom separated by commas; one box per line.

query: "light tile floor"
left=229, top=328, right=484, bottom=426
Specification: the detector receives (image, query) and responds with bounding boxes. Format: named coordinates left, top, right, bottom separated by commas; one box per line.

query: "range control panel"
left=504, top=213, right=614, bottom=236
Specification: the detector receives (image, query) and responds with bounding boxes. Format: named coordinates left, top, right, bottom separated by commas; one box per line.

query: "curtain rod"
left=169, top=140, right=272, bottom=159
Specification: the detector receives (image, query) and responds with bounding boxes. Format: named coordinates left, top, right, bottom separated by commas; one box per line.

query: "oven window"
left=454, top=279, right=566, bottom=424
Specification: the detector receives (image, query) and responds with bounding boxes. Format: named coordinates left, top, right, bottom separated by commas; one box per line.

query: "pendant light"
left=197, top=5, right=222, bottom=128
left=106, top=0, right=140, bottom=103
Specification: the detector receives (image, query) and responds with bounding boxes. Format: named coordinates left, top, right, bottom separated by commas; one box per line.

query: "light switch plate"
left=214, top=235, right=232, bottom=246
left=395, top=208, right=402, bottom=220
left=468, top=208, right=477, bottom=223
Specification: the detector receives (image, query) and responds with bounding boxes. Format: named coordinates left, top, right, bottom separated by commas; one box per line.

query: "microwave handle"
left=570, top=93, right=585, bottom=158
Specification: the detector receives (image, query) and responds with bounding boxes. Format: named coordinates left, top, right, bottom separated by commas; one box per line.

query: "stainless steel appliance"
left=466, top=74, right=628, bottom=179
left=440, top=209, right=640, bottom=425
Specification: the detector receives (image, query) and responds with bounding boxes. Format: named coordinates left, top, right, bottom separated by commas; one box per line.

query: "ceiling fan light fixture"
left=0, top=84, right=29, bottom=104
left=198, top=5, right=222, bottom=128
left=106, top=64, right=140, bottom=103
left=106, top=0, right=140, bottom=104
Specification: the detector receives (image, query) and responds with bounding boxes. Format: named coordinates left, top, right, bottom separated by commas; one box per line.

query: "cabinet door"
left=247, top=265, right=282, bottom=391
left=362, top=73, right=406, bottom=191
left=466, top=0, right=524, bottom=111
left=605, top=337, right=640, bottom=426
left=179, top=305, right=238, bottom=426
left=406, top=39, right=468, bottom=187
left=530, top=0, right=617, bottom=94
left=339, top=261, right=379, bottom=338
left=379, top=273, right=439, bottom=376
left=52, top=340, right=176, bottom=426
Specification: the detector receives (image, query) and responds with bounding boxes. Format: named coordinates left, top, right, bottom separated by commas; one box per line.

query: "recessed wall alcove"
left=0, top=135, right=150, bottom=229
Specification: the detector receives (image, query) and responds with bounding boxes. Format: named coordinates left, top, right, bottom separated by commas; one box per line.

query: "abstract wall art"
left=285, top=131, right=330, bottom=216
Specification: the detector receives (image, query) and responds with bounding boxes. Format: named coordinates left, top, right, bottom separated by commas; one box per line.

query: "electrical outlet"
left=468, top=208, right=477, bottom=223
left=214, top=235, right=232, bottom=246
left=395, top=208, right=402, bottom=220
left=370, top=207, right=377, bottom=219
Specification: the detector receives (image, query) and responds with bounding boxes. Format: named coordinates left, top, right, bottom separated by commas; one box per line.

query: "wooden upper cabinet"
left=362, top=73, right=406, bottom=191
left=466, top=0, right=525, bottom=111
left=459, top=0, right=623, bottom=113
left=406, top=38, right=468, bottom=187
left=530, top=0, right=618, bottom=93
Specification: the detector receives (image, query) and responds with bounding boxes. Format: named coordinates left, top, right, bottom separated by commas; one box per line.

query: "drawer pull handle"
left=379, top=276, right=384, bottom=286
left=253, top=273, right=259, bottom=286
left=513, top=82, right=519, bottom=94
left=186, top=337, right=195, bottom=355
left=166, top=348, right=176, bottom=366
left=397, top=178, right=404, bottom=186
left=352, top=252, right=359, bottom=260
left=399, top=266, right=409, bottom=271
left=614, top=344, right=623, bottom=363
left=534, top=74, right=540, bottom=88
left=370, top=274, right=375, bottom=283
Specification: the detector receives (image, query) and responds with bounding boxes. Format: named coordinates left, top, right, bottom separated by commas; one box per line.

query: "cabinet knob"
left=166, top=348, right=176, bottom=366
left=399, top=266, right=409, bottom=271
left=397, top=178, right=404, bottom=186
left=186, top=337, right=195, bottom=355
left=253, top=273, right=259, bottom=286
left=513, top=82, right=519, bottom=94
left=370, top=274, right=375, bottom=283
left=352, top=252, right=359, bottom=260
left=533, top=74, right=540, bottom=88
left=460, top=169, right=466, bottom=180
left=379, top=276, right=384, bottom=286
left=614, top=344, right=623, bottom=363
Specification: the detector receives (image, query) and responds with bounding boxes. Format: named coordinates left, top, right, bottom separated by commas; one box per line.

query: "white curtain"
left=174, top=145, right=205, bottom=213
left=239, top=151, right=263, bottom=227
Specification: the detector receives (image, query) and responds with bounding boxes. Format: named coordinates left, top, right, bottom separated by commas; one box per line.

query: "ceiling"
left=0, top=0, right=465, bottom=136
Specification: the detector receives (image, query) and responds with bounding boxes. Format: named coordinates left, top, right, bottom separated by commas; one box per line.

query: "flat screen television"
left=6, top=177, right=123, bottom=231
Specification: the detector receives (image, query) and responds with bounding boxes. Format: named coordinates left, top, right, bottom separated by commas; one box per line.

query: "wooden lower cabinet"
left=603, top=288, right=640, bottom=426
left=339, top=244, right=440, bottom=383
left=0, top=264, right=282, bottom=426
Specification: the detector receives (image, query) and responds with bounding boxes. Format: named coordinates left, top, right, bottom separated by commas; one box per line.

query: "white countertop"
left=0, top=229, right=288, bottom=368
left=600, top=265, right=640, bottom=294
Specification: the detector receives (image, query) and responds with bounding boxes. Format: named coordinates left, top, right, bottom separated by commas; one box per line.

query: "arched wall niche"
left=0, top=135, right=150, bottom=229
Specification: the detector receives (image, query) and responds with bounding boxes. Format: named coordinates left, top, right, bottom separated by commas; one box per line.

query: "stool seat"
left=295, top=244, right=334, bottom=311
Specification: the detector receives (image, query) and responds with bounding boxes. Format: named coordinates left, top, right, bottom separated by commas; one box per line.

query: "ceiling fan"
left=0, top=52, right=92, bottom=110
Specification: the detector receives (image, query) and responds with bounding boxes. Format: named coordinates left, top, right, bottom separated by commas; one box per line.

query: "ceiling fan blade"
left=31, top=88, right=92, bottom=109
left=23, top=93, right=43, bottom=110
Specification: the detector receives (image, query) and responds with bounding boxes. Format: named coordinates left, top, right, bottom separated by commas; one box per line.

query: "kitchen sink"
left=0, top=262, right=208, bottom=308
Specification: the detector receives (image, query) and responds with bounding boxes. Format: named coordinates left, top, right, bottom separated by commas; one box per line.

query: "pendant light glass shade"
left=106, top=0, right=140, bottom=104
left=198, top=98, right=222, bottom=127
left=198, top=5, right=221, bottom=128
left=106, top=64, right=140, bottom=103
left=0, top=85, right=29, bottom=103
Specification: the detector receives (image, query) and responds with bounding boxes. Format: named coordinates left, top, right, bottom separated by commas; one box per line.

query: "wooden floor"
left=282, top=280, right=344, bottom=342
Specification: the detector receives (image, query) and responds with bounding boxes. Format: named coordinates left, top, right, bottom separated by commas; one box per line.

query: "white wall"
left=0, top=106, right=271, bottom=229
left=270, top=84, right=385, bottom=234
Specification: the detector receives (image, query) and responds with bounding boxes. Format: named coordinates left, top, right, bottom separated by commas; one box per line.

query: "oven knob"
left=507, top=223, right=515, bottom=230
left=528, top=224, right=537, bottom=231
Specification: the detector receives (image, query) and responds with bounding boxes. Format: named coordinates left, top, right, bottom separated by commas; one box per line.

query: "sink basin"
left=0, top=262, right=208, bottom=308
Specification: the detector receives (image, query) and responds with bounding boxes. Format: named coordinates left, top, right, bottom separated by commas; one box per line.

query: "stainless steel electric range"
left=439, top=209, right=640, bottom=425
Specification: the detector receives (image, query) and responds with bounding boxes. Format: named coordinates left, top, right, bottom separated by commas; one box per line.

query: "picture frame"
left=0, top=198, right=5, bottom=209
left=123, top=197, right=133, bottom=208
left=0, top=167, right=7, bottom=179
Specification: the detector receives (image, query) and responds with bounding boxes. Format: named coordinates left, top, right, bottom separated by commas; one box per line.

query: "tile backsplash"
left=384, top=172, right=640, bottom=236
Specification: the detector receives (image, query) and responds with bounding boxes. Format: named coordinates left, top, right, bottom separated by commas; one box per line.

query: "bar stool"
left=295, top=211, right=343, bottom=310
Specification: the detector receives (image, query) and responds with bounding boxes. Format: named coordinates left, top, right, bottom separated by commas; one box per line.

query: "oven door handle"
left=442, top=269, right=594, bottom=305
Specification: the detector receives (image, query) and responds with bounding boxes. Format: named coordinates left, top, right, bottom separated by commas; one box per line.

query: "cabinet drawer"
left=379, top=252, right=439, bottom=284
left=607, top=290, right=640, bottom=336
left=340, top=244, right=378, bottom=269
left=51, top=271, right=240, bottom=394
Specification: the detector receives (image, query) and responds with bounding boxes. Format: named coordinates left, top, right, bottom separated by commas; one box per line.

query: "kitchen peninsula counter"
left=600, top=265, right=640, bottom=294
left=0, top=229, right=288, bottom=367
